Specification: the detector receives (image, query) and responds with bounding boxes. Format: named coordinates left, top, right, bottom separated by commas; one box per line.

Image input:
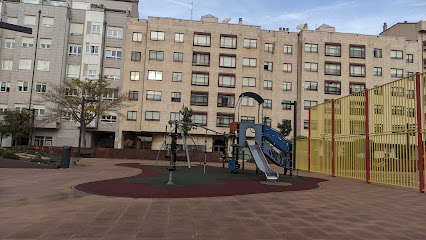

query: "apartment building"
left=0, top=0, right=138, bottom=147
left=120, top=16, right=422, bottom=151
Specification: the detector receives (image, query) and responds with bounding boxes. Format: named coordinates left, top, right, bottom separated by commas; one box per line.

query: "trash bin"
left=60, top=146, right=72, bottom=168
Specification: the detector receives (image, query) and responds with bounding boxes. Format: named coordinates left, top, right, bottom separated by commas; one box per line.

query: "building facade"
left=0, top=0, right=138, bottom=147
left=119, top=16, right=422, bottom=150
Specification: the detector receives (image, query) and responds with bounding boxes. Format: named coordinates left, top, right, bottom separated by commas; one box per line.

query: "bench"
left=72, top=149, right=95, bottom=158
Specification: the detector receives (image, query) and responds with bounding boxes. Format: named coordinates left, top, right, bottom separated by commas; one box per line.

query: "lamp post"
left=26, top=108, right=35, bottom=146
left=77, top=96, right=97, bottom=157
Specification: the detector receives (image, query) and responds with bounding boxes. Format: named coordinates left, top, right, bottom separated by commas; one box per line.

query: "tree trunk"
left=82, top=124, right=87, bottom=148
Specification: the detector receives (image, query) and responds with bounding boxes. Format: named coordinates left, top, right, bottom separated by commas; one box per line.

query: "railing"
left=296, top=72, right=425, bottom=193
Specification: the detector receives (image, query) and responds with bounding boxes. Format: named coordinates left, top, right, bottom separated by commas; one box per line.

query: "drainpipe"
left=28, top=10, right=41, bottom=109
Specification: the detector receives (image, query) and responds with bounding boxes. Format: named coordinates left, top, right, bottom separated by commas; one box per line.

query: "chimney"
left=279, top=27, right=282, bottom=31
left=238, top=18, right=243, bottom=24
left=383, top=22, right=387, bottom=32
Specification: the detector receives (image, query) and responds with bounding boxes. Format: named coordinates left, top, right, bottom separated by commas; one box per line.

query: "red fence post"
left=365, top=89, right=370, bottom=183
left=415, top=72, right=425, bottom=193
left=332, top=100, right=335, bottom=176
left=308, top=108, right=311, bottom=172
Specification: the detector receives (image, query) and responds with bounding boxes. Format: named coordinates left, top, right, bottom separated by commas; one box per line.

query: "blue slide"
left=262, top=126, right=292, bottom=169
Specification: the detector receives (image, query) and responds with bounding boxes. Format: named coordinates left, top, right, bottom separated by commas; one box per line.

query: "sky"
left=138, top=0, right=425, bottom=35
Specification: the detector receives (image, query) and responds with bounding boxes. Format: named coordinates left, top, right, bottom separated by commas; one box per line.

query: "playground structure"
left=156, top=92, right=296, bottom=183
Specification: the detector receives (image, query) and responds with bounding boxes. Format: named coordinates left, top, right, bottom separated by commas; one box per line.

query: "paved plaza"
left=0, top=158, right=425, bottom=240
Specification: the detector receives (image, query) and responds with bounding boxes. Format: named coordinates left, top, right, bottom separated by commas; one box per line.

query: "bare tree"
left=40, top=77, right=126, bottom=147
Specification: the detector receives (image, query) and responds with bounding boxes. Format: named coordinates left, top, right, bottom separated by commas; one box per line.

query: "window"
left=192, top=72, right=209, bottom=86
left=305, top=43, right=318, bottom=53
left=130, top=71, right=140, bottom=81
left=283, top=63, right=292, bottom=72
left=192, top=112, right=207, bottom=126
left=41, top=17, right=54, bottom=27
left=375, top=105, right=383, bottom=114
left=40, top=39, right=52, bottom=49
left=217, top=94, right=235, bottom=108
left=374, top=67, right=382, bottom=76
left=173, top=52, right=183, bottom=62
left=22, top=37, right=34, bottom=48
left=70, top=23, right=83, bottom=36
left=104, top=68, right=120, bottom=81
left=325, top=81, right=341, bottom=95
left=304, top=62, right=318, bottom=72
left=5, top=39, right=15, bottom=49
left=193, top=52, right=210, bottom=66
left=374, top=124, right=383, bottom=133
left=149, top=50, right=164, bottom=61
left=264, top=43, right=273, bottom=52
left=407, top=90, right=415, bottom=100
left=283, top=82, right=292, bottom=91
left=129, top=91, right=138, bottom=101
left=325, top=44, right=341, bottom=57
left=2, top=60, right=13, bottom=70
left=127, top=111, right=137, bottom=120
left=304, top=81, right=318, bottom=91
left=66, top=64, right=80, bottom=78
left=265, top=118, right=272, bottom=127
left=242, top=77, right=256, bottom=87
left=264, top=80, right=272, bottom=90
left=241, top=97, right=254, bottom=106
left=146, top=90, right=162, bottom=101
left=101, top=115, right=117, bottom=123
left=88, top=70, right=97, bottom=78
left=243, top=58, right=256, bottom=67
left=304, top=100, right=317, bottom=110
left=17, top=81, right=29, bottom=92
left=102, top=90, right=118, bottom=100
left=391, top=50, right=403, bottom=59
left=34, top=136, right=52, bottom=147
left=69, top=45, right=82, bottom=56
left=284, top=45, right=292, bottom=54
left=220, top=35, right=237, bottom=49
left=133, top=32, right=142, bottom=42
left=282, top=101, right=292, bottom=110
left=263, top=99, right=272, bottom=109
left=391, top=87, right=404, bottom=97
left=175, top=33, right=184, bottom=43
left=349, top=83, right=365, bottom=94
left=194, top=33, right=210, bottom=47
left=350, top=45, right=365, bottom=58
left=148, top=70, right=163, bottom=81
left=391, top=68, right=403, bottom=78
left=241, top=116, right=255, bottom=123
left=244, top=39, right=257, bottom=49
left=151, top=31, right=165, bottom=41
left=64, top=88, right=78, bottom=97
left=86, top=44, right=99, bottom=55
left=406, top=54, right=413, bottom=63
left=219, top=55, right=236, bottom=68
left=19, top=59, right=32, bottom=70
left=107, top=27, right=123, bottom=39
left=407, top=72, right=414, bottom=76
left=170, top=112, right=180, bottom=121
left=173, top=72, right=182, bottom=82
left=24, top=15, right=36, bottom=26
left=131, top=51, right=141, bottom=61
left=391, top=106, right=405, bottom=116
left=219, top=74, right=235, bottom=88
left=106, top=48, right=122, bottom=59
left=350, top=64, right=366, bottom=77
left=91, top=24, right=101, bottom=35
left=0, top=82, right=10, bottom=92
left=325, top=62, right=341, bottom=75
left=37, top=60, right=50, bottom=71
left=191, top=92, right=208, bottom=106
left=171, top=92, right=181, bottom=102
left=304, top=120, right=309, bottom=129
left=264, top=62, right=273, bottom=71
left=374, top=48, right=382, bottom=58
left=6, top=17, right=17, bottom=25
left=217, top=114, right=234, bottom=127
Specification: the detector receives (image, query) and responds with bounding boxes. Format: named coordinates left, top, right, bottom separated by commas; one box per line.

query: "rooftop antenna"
left=190, top=0, right=194, bottom=20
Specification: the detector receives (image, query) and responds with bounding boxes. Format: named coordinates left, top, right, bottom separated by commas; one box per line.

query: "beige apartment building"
left=120, top=16, right=422, bottom=150
left=0, top=0, right=138, bottom=147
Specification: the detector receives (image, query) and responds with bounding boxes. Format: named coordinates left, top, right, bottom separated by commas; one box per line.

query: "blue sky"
left=138, top=0, right=425, bottom=35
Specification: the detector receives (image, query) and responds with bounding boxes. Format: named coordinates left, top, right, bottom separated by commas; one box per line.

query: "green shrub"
left=12, top=146, right=36, bottom=153
left=1, top=151, right=20, bottom=160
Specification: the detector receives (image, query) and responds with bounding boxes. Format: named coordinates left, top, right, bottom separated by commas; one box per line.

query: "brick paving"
left=0, top=158, right=425, bottom=240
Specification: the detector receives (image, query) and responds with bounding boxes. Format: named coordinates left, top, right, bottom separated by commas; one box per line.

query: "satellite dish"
left=296, top=24, right=305, bottom=30
left=222, top=18, right=231, bottom=23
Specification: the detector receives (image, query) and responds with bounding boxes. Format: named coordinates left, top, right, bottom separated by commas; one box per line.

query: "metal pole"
left=415, top=72, right=424, bottom=193
left=365, top=89, right=370, bottom=183
left=292, top=101, right=297, bottom=172
left=332, top=99, right=335, bottom=177
left=77, top=96, right=85, bottom=158
left=28, top=10, right=41, bottom=110
left=308, top=108, right=311, bottom=172
left=28, top=109, right=35, bottom=146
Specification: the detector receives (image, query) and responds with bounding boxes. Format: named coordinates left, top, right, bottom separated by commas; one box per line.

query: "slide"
left=248, top=142, right=279, bottom=180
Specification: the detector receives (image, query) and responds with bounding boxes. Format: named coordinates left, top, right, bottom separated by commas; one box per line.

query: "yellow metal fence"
left=296, top=72, right=425, bottom=192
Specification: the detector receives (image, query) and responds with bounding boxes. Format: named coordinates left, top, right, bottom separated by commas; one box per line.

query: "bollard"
left=60, top=146, right=72, bottom=168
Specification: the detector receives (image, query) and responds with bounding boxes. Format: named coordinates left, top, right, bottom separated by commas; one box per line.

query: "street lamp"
left=77, top=96, right=97, bottom=158
left=26, top=108, right=36, bottom=146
